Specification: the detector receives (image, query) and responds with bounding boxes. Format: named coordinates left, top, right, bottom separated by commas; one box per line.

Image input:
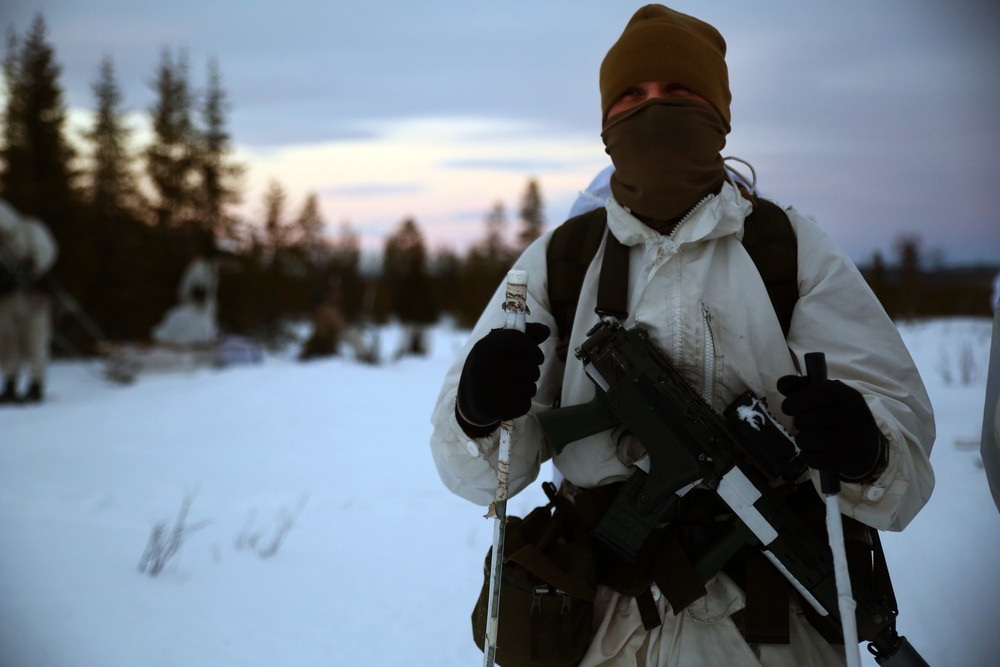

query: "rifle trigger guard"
left=613, top=427, right=648, bottom=469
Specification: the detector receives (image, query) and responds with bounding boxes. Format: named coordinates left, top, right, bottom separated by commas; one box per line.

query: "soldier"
left=0, top=199, right=58, bottom=404
left=430, top=6, right=934, bottom=665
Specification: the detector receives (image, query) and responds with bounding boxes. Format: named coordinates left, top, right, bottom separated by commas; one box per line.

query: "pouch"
left=472, top=503, right=597, bottom=667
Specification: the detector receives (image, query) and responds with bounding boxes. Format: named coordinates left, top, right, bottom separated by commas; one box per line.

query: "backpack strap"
left=546, top=208, right=608, bottom=363
left=740, top=198, right=799, bottom=337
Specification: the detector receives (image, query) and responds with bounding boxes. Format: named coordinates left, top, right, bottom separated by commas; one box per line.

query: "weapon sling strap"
left=866, top=529, right=905, bottom=659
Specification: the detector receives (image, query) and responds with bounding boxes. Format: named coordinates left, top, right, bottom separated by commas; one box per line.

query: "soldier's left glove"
left=777, top=375, right=887, bottom=482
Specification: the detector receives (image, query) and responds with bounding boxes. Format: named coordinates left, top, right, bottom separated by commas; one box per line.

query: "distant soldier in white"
left=152, top=232, right=220, bottom=347
left=0, top=199, right=59, bottom=404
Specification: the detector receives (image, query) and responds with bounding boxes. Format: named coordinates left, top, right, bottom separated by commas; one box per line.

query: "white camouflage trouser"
left=0, top=290, right=52, bottom=386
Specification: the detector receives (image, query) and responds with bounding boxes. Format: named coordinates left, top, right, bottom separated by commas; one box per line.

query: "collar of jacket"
left=606, top=180, right=752, bottom=250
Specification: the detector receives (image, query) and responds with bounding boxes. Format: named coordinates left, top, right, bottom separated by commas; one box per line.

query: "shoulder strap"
left=546, top=199, right=799, bottom=361
left=740, top=198, right=799, bottom=337
left=546, top=208, right=608, bottom=362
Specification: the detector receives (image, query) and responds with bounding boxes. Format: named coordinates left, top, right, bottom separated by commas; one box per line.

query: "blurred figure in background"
left=152, top=230, right=220, bottom=347
left=299, top=278, right=380, bottom=364
left=0, top=199, right=58, bottom=404
left=298, top=280, right=347, bottom=361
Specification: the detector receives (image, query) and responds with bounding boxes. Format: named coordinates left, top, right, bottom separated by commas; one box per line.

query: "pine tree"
left=430, top=245, right=461, bottom=318
left=292, top=192, right=326, bottom=259
left=85, top=54, right=140, bottom=219
left=864, top=250, right=892, bottom=316
left=384, top=217, right=437, bottom=325
left=262, top=178, right=290, bottom=262
left=0, top=14, right=77, bottom=238
left=330, top=221, right=360, bottom=276
left=484, top=200, right=507, bottom=256
left=145, top=47, right=197, bottom=228
left=196, top=58, right=244, bottom=242
left=328, top=220, right=363, bottom=319
left=78, top=53, right=148, bottom=339
left=517, top=177, right=545, bottom=250
left=895, top=234, right=923, bottom=319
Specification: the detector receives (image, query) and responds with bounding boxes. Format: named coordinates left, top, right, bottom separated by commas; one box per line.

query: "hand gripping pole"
left=805, top=352, right=862, bottom=667
left=482, top=270, right=529, bottom=667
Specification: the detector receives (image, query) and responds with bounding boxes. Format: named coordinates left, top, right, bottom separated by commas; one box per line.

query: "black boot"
left=21, top=381, right=43, bottom=404
left=0, top=379, right=17, bottom=404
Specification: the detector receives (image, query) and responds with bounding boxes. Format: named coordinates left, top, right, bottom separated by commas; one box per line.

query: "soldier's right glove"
left=455, top=321, right=550, bottom=437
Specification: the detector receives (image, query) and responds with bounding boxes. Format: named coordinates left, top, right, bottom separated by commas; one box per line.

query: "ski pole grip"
left=502, top=270, right=529, bottom=333
left=804, top=352, right=840, bottom=495
left=804, top=352, right=827, bottom=384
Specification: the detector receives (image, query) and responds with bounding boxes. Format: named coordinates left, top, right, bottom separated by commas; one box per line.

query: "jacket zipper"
left=668, top=193, right=714, bottom=241
left=701, top=304, right=716, bottom=406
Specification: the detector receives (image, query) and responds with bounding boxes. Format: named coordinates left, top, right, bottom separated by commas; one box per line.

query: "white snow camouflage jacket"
left=0, top=200, right=58, bottom=280
left=429, top=181, right=935, bottom=666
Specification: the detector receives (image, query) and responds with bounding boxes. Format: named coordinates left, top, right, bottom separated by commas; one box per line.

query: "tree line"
left=1, top=15, right=545, bottom=353
left=2, top=16, right=991, bottom=358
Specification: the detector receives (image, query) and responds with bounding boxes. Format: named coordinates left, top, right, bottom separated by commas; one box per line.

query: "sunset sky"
left=5, top=0, right=999, bottom=265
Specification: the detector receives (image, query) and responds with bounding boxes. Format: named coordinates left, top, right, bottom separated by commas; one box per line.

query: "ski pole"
left=805, top=352, right=862, bottom=667
left=482, top=269, right=529, bottom=667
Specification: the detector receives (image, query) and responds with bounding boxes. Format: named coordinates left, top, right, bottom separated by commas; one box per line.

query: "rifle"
left=537, top=319, right=929, bottom=665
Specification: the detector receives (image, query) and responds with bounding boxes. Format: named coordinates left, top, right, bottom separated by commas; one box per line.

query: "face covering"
left=602, top=98, right=728, bottom=227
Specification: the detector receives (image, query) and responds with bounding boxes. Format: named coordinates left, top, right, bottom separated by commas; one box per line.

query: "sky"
left=0, top=318, right=997, bottom=666
left=4, top=0, right=1000, bottom=265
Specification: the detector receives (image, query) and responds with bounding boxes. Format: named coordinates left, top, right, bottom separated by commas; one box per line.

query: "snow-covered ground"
left=1, top=318, right=997, bottom=667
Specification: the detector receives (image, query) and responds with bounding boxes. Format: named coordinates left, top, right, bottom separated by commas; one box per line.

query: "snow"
left=1, top=318, right=998, bottom=666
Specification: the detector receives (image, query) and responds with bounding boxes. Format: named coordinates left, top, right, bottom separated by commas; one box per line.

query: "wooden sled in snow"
left=97, top=335, right=264, bottom=384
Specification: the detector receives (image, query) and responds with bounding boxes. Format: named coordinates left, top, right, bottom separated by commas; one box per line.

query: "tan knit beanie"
left=600, top=4, right=731, bottom=131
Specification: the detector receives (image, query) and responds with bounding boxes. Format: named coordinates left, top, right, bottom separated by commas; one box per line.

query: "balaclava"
left=599, top=5, right=732, bottom=226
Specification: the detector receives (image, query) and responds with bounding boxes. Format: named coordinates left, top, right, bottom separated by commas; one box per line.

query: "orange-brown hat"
left=599, top=4, right=731, bottom=131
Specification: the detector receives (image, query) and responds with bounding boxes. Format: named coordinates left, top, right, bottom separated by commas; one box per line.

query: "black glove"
left=456, top=322, right=550, bottom=437
left=777, top=375, right=886, bottom=482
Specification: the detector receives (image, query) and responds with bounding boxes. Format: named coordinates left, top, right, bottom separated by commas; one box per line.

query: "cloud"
left=439, top=158, right=579, bottom=173
left=320, top=183, right=424, bottom=198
